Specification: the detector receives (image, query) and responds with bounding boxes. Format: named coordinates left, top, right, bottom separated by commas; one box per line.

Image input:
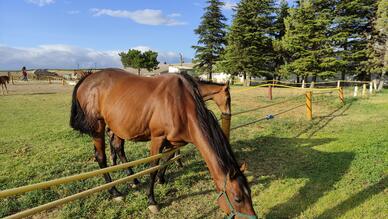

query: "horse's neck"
left=199, top=84, right=223, bottom=101
left=189, top=120, right=227, bottom=190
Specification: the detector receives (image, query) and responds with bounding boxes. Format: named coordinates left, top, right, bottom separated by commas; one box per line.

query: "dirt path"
left=1, top=80, right=73, bottom=96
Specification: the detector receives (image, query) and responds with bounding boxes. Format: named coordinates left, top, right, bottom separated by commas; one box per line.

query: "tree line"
left=192, top=0, right=387, bottom=85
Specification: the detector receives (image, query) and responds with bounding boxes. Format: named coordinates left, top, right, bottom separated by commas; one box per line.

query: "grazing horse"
left=0, top=76, right=10, bottom=95
left=70, top=69, right=256, bottom=218
left=107, top=79, right=232, bottom=183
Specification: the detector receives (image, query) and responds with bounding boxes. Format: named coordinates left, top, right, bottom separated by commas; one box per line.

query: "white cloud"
left=67, top=10, right=80, bottom=15
left=0, top=44, right=121, bottom=69
left=26, top=0, right=55, bottom=7
left=168, top=13, right=181, bottom=18
left=223, top=1, right=237, bottom=10
left=0, top=44, right=189, bottom=70
left=90, top=8, right=186, bottom=26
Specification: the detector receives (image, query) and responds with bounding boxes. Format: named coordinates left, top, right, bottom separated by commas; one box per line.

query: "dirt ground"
left=1, top=80, right=73, bottom=96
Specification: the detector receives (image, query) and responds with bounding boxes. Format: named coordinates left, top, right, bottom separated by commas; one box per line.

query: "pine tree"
left=222, top=0, right=275, bottom=85
left=280, top=0, right=336, bottom=82
left=192, top=0, right=227, bottom=80
left=332, top=0, right=377, bottom=80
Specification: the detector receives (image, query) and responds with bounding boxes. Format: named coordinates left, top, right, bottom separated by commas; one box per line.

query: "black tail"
left=70, top=75, right=95, bottom=135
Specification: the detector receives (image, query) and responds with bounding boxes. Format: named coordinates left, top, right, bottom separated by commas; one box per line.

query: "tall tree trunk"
left=138, top=68, right=141, bottom=76
left=243, top=72, right=248, bottom=87
left=296, top=75, right=300, bottom=83
left=341, top=72, right=345, bottom=81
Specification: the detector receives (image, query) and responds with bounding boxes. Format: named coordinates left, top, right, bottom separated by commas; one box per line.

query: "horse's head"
left=212, top=81, right=231, bottom=115
left=217, top=163, right=257, bottom=219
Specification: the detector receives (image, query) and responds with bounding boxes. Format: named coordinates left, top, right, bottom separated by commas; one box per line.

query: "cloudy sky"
left=0, top=0, right=293, bottom=70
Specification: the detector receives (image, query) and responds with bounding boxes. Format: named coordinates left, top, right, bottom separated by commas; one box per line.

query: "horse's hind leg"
left=157, top=149, right=183, bottom=184
left=108, top=132, right=141, bottom=187
left=147, top=136, right=167, bottom=213
left=93, top=120, right=122, bottom=198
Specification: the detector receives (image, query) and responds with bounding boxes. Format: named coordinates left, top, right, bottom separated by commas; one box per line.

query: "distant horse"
left=0, top=76, right=10, bottom=95
left=70, top=69, right=256, bottom=218
left=73, top=69, right=93, bottom=79
left=106, top=79, right=232, bottom=183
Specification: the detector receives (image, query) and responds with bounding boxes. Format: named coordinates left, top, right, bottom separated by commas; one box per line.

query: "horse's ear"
left=240, top=161, right=248, bottom=173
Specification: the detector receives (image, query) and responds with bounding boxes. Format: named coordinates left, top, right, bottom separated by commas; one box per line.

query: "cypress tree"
left=273, top=0, right=290, bottom=80
left=332, top=0, right=377, bottom=80
left=192, top=0, right=227, bottom=80
left=222, top=0, right=275, bottom=85
left=367, top=0, right=387, bottom=88
left=280, top=0, right=335, bottom=82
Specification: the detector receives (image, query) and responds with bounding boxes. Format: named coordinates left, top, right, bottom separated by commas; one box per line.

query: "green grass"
left=0, top=87, right=387, bottom=218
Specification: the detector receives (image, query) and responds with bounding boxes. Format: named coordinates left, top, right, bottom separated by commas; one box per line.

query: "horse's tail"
left=70, top=74, right=95, bottom=135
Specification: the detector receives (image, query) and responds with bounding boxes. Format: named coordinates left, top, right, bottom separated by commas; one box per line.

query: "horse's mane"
left=198, top=79, right=226, bottom=86
left=179, top=72, right=240, bottom=177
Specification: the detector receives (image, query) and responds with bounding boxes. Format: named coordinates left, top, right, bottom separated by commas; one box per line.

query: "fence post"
left=338, top=87, right=345, bottom=104
left=11, top=76, right=14, bottom=85
left=337, top=80, right=340, bottom=88
left=310, top=81, right=315, bottom=88
left=353, top=85, right=358, bottom=97
left=302, top=80, right=305, bottom=88
left=369, top=82, right=373, bottom=94
left=268, top=85, right=273, bottom=100
left=48, top=77, right=51, bottom=84
left=62, top=79, right=65, bottom=86
left=306, top=91, right=312, bottom=120
left=362, top=84, right=366, bottom=97
left=221, top=113, right=231, bottom=140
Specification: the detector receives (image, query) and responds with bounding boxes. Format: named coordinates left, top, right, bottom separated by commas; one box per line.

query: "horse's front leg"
left=147, top=136, right=167, bottom=214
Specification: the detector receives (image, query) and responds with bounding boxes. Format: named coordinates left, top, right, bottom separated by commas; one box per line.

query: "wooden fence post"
left=369, top=82, right=373, bottom=94
left=353, top=85, right=358, bottom=97
left=306, top=91, right=313, bottom=120
left=268, top=86, right=273, bottom=100
left=11, top=76, right=14, bottom=85
left=338, top=87, right=345, bottom=104
left=337, top=80, right=340, bottom=88
left=221, top=113, right=231, bottom=140
left=302, top=80, right=305, bottom=88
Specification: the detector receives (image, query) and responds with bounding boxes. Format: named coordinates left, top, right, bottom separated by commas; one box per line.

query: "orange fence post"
left=221, top=113, right=231, bottom=140
left=306, top=91, right=312, bottom=120
left=338, top=87, right=345, bottom=104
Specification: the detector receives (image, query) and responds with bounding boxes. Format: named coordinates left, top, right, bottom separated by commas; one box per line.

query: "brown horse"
left=73, top=69, right=93, bottom=79
left=0, top=76, right=10, bottom=95
left=107, top=79, right=232, bottom=183
left=70, top=69, right=256, bottom=218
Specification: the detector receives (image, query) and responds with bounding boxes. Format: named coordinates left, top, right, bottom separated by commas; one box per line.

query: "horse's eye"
left=234, top=196, right=242, bottom=203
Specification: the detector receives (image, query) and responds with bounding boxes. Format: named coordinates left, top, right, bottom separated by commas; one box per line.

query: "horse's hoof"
left=148, top=205, right=160, bottom=214
left=112, top=196, right=124, bottom=202
left=129, top=183, right=138, bottom=189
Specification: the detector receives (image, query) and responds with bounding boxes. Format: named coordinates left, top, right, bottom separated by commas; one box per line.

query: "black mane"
left=179, top=72, right=240, bottom=177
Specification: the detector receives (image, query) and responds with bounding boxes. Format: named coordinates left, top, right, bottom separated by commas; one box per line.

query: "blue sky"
left=0, top=0, right=292, bottom=70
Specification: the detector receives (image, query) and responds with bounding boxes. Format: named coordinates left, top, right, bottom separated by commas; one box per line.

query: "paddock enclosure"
left=0, top=80, right=387, bottom=218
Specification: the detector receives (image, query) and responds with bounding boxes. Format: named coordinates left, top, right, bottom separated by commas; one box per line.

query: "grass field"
left=0, top=83, right=387, bottom=218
